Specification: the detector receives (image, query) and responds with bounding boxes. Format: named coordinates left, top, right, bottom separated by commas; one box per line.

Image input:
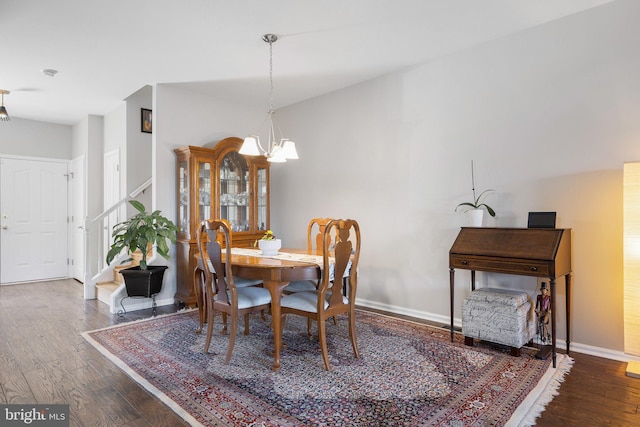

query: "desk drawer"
left=450, top=256, right=550, bottom=276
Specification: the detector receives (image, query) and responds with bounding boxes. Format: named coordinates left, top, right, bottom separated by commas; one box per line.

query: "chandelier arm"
left=255, top=114, right=271, bottom=155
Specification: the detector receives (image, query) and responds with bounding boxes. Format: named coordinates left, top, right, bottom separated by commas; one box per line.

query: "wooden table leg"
left=264, top=280, right=289, bottom=372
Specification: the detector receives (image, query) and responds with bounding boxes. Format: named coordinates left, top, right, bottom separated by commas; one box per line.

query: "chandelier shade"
left=240, top=34, right=298, bottom=163
left=0, top=90, right=10, bottom=121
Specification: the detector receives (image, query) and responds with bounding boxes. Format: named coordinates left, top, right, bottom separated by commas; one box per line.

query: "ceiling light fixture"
left=240, top=34, right=298, bottom=163
left=0, top=90, right=10, bottom=121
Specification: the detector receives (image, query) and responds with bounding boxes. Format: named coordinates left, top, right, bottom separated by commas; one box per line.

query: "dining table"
left=210, top=247, right=323, bottom=371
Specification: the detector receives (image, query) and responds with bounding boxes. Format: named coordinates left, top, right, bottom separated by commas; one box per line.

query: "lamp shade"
left=239, top=136, right=261, bottom=156
left=0, top=90, right=9, bottom=121
left=281, top=139, right=298, bottom=159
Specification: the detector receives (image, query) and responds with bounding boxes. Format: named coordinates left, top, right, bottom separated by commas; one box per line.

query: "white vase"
left=467, top=209, right=484, bottom=227
left=258, top=239, right=281, bottom=256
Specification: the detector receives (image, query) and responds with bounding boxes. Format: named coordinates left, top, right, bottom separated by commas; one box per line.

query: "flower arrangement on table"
left=254, top=229, right=277, bottom=246
left=254, top=230, right=281, bottom=256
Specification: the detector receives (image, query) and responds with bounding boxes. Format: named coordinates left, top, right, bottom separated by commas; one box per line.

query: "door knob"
left=2, top=225, right=7, bottom=230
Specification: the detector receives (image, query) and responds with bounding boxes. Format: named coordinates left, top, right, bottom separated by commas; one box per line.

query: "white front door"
left=0, top=158, right=68, bottom=283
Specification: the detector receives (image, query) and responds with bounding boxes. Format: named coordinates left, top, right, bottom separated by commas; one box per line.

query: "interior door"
left=0, top=158, right=68, bottom=283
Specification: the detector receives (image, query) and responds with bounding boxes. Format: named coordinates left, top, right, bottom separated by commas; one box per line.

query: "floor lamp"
left=624, top=161, right=640, bottom=378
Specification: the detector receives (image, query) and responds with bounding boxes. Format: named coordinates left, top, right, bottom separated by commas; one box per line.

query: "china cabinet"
left=174, top=137, right=270, bottom=306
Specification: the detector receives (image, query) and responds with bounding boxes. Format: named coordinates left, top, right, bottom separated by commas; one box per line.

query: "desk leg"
left=449, top=268, right=455, bottom=342
left=265, top=280, right=289, bottom=372
left=566, top=273, right=572, bottom=354
left=550, top=278, right=557, bottom=368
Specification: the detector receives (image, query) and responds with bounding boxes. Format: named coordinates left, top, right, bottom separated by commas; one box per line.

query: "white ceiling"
left=2, top=0, right=613, bottom=125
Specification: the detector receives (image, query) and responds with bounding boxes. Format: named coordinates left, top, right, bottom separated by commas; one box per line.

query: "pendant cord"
left=268, top=39, right=274, bottom=114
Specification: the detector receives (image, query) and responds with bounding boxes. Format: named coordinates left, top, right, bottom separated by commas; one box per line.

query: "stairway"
left=95, top=249, right=146, bottom=308
left=96, top=264, right=131, bottom=306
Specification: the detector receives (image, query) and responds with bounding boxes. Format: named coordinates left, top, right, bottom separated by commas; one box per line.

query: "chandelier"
left=0, top=90, right=10, bottom=121
left=240, top=34, right=298, bottom=163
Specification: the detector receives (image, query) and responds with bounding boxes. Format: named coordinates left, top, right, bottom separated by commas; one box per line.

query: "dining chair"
left=280, top=219, right=361, bottom=370
left=284, top=217, right=334, bottom=293
left=194, top=219, right=263, bottom=334
left=196, top=219, right=272, bottom=363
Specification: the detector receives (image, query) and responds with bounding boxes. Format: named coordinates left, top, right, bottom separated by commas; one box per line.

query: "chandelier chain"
left=268, top=38, right=274, bottom=113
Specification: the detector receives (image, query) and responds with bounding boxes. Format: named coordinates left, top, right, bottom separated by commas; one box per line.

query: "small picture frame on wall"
left=141, top=108, right=152, bottom=133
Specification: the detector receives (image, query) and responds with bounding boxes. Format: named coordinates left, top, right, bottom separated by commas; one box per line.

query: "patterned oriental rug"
left=83, top=310, right=572, bottom=427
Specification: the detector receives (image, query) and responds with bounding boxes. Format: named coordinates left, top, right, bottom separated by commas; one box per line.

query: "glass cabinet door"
left=198, top=161, right=212, bottom=225
left=219, top=151, right=249, bottom=232
left=257, top=166, right=268, bottom=231
left=178, top=160, right=189, bottom=234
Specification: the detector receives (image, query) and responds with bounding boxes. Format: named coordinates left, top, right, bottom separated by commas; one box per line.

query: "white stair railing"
left=82, top=178, right=152, bottom=300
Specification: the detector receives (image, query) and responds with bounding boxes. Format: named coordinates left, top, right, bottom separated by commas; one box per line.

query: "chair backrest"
left=320, top=219, right=361, bottom=309
left=196, top=219, right=234, bottom=304
left=215, top=218, right=233, bottom=246
left=307, top=217, right=333, bottom=251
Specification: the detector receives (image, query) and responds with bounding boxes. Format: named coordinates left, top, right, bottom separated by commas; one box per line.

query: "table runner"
left=230, top=247, right=322, bottom=264
left=230, top=247, right=350, bottom=279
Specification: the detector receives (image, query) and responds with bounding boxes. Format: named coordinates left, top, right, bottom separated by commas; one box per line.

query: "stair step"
left=100, top=249, right=148, bottom=309
left=113, top=262, right=138, bottom=283
left=96, top=281, right=121, bottom=305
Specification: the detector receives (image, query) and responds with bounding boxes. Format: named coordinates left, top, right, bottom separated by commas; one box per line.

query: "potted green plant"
left=455, top=161, right=496, bottom=226
left=254, top=229, right=281, bottom=256
left=106, top=200, right=178, bottom=297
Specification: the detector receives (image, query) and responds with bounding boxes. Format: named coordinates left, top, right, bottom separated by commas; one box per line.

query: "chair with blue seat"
left=194, top=219, right=263, bottom=333
left=284, top=217, right=334, bottom=293
left=280, top=219, right=361, bottom=370
left=197, top=219, right=271, bottom=363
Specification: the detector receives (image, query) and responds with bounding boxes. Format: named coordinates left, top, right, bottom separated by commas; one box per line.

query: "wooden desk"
left=449, top=227, right=572, bottom=368
left=195, top=249, right=320, bottom=371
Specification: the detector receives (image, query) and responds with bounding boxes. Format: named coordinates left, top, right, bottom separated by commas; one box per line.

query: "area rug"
left=82, top=310, right=572, bottom=426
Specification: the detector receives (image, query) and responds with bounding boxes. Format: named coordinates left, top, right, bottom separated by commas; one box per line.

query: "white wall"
left=270, top=0, right=640, bottom=356
left=125, top=86, right=152, bottom=212
left=104, top=103, right=126, bottom=208
left=104, top=103, right=126, bottom=154
left=153, top=84, right=265, bottom=305
left=0, top=117, right=71, bottom=159
left=73, top=115, right=105, bottom=219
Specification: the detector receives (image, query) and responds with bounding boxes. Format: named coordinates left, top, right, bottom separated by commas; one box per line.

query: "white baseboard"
left=355, top=297, right=638, bottom=364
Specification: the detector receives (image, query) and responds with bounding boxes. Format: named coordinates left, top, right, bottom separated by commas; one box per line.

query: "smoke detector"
left=41, top=69, right=58, bottom=77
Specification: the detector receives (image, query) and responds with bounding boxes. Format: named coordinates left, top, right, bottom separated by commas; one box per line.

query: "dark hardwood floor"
left=1, top=279, right=639, bottom=426
left=0, top=279, right=189, bottom=426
